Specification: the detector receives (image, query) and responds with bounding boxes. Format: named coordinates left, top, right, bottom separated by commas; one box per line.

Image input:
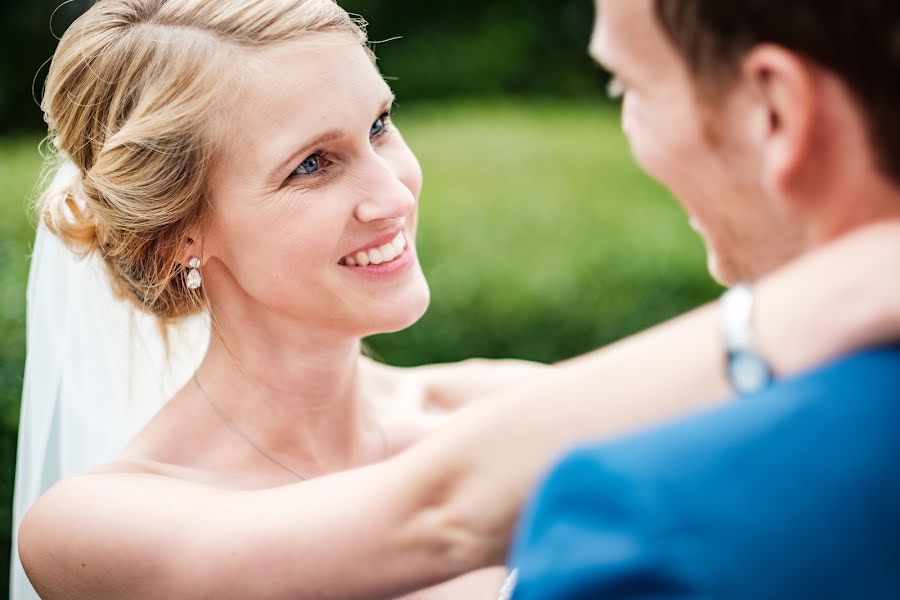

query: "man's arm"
left=507, top=346, right=900, bottom=600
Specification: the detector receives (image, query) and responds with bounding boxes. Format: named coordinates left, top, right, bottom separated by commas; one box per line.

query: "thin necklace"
left=193, top=374, right=389, bottom=482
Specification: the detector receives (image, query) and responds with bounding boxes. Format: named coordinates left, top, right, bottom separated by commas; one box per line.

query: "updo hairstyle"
left=39, top=0, right=370, bottom=319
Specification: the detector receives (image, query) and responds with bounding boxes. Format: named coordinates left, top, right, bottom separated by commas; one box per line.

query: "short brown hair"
left=653, top=0, right=900, bottom=185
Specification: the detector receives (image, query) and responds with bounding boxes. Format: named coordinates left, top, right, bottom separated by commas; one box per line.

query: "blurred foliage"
left=0, top=0, right=93, bottom=133
left=341, top=0, right=604, bottom=100
left=0, top=134, right=45, bottom=599
left=0, top=0, right=604, bottom=132
left=0, top=102, right=721, bottom=592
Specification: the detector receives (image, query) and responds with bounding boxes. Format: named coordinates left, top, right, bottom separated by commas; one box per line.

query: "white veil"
left=10, top=164, right=209, bottom=598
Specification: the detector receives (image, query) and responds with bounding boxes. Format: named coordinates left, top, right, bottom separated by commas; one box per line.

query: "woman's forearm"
left=754, top=220, right=900, bottom=374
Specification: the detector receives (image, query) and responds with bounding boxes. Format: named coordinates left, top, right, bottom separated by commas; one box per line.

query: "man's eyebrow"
left=267, top=93, right=396, bottom=182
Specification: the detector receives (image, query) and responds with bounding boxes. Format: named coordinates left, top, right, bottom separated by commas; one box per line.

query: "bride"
left=14, top=0, right=900, bottom=598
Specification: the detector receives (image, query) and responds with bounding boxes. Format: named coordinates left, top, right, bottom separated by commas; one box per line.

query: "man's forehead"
left=591, top=0, right=667, bottom=73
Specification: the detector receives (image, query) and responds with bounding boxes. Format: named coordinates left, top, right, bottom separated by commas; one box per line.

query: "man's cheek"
left=622, top=101, right=670, bottom=180
left=625, top=131, right=674, bottom=188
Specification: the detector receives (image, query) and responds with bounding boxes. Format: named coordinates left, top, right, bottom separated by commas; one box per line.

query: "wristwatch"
left=721, top=283, right=773, bottom=395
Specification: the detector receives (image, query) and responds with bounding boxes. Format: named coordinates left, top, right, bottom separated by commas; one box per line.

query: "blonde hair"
left=39, top=0, right=371, bottom=320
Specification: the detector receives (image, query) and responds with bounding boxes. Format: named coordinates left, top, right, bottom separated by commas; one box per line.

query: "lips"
left=340, top=231, right=407, bottom=267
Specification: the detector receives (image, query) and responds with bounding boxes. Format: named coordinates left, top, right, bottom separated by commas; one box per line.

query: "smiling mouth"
left=339, top=231, right=407, bottom=267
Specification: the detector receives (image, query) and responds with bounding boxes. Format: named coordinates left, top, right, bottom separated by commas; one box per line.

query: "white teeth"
left=342, top=231, right=408, bottom=267
left=379, top=243, right=397, bottom=262
left=392, top=232, right=406, bottom=253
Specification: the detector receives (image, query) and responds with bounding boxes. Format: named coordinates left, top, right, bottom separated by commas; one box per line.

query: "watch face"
left=730, top=352, right=772, bottom=395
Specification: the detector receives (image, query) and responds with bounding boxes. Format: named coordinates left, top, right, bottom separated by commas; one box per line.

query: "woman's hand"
left=413, top=358, right=551, bottom=411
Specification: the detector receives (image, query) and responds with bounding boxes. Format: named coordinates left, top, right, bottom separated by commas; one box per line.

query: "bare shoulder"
left=18, top=463, right=230, bottom=599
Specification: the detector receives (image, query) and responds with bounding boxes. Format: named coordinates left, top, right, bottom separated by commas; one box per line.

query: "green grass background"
left=0, top=101, right=721, bottom=594
left=370, top=101, right=721, bottom=363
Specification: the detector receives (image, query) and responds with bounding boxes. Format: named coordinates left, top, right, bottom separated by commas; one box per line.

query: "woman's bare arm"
left=18, top=457, right=466, bottom=600
left=19, top=221, right=900, bottom=599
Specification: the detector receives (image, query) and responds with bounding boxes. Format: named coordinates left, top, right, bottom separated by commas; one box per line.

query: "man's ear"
left=741, top=44, right=817, bottom=196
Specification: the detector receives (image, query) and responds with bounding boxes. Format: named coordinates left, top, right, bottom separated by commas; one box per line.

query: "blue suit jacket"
left=509, top=346, right=900, bottom=599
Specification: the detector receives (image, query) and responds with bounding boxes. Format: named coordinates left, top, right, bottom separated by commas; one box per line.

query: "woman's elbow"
left=18, top=496, right=66, bottom=600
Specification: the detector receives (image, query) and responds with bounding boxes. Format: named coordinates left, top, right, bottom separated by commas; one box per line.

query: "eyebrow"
left=268, top=93, right=396, bottom=182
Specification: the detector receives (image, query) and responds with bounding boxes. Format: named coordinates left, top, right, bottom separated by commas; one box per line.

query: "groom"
left=508, top=1, right=900, bottom=598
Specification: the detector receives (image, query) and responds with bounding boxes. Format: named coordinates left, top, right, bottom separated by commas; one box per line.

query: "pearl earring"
left=186, top=257, right=202, bottom=290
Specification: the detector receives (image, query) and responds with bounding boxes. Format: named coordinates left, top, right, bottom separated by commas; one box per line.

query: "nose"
left=353, top=153, right=416, bottom=223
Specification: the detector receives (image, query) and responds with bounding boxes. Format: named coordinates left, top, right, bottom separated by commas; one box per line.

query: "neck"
left=807, top=173, right=900, bottom=249
left=794, top=80, right=900, bottom=250
left=194, top=267, right=381, bottom=474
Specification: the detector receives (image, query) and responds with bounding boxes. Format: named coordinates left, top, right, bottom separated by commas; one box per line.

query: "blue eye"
left=370, top=116, right=385, bottom=137
left=294, top=153, right=321, bottom=176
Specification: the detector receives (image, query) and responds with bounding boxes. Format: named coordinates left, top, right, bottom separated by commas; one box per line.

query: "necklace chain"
left=193, top=374, right=389, bottom=482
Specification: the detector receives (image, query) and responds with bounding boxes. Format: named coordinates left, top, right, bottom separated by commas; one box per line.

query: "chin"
left=690, top=220, right=730, bottom=286
left=706, top=252, right=730, bottom=286
left=707, top=245, right=758, bottom=287
left=369, top=282, right=431, bottom=335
